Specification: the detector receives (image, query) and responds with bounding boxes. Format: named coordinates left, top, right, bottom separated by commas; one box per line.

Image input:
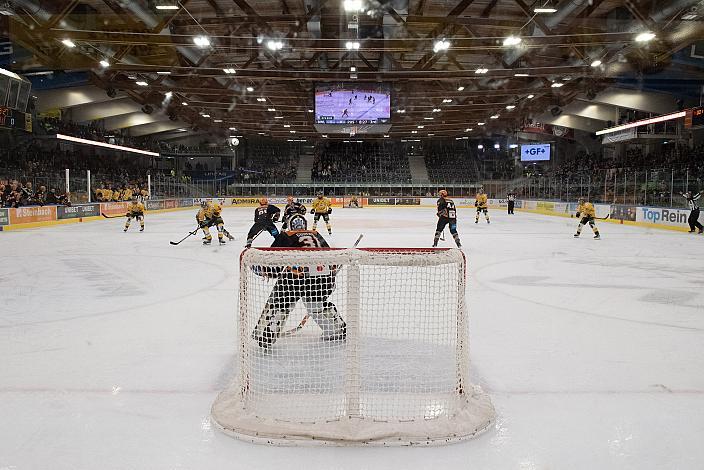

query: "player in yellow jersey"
left=475, top=188, right=490, bottom=224
left=124, top=197, right=145, bottom=232
left=310, top=193, right=332, bottom=235
left=574, top=198, right=601, bottom=239
left=122, top=187, right=133, bottom=201
left=196, top=200, right=234, bottom=245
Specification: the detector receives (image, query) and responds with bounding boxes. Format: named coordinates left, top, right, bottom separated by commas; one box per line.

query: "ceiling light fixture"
left=344, top=0, right=363, bottom=12
left=478, top=122, right=485, bottom=126
left=274, top=116, right=283, bottom=119
left=506, top=105, right=516, bottom=110
left=551, top=82, right=564, bottom=88
left=534, top=7, right=557, bottom=13
left=223, top=68, right=236, bottom=74
left=433, top=39, right=451, bottom=53
left=635, top=32, right=656, bottom=42
left=465, top=128, right=473, bottom=132
left=246, top=86, right=254, bottom=92
left=165, top=91, right=173, bottom=98
left=424, top=117, right=434, bottom=120
left=432, top=108, right=441, bottom=112
left=182, top=102, right=188, bottom=106
left=590, top=60, right=602, bottom=67
left=514, top=73, right=529, bottom=77
left=266, top=40, right=284, bottom=51
left=256, top=97, right=266, bottom=102
left=156, top=71, right=171, bottom=75
left=503, top=35, right=522, bottom=46
left=345, top=41, right=361, bottom=50
left=202, top=114, right=210, bottom=118
left=135, top=81, right=148, bottom=86
left=193, top=36, right=210, bottom=47
left=213, top=119, right=223, bottom=123
left=61, top=39, right=76, bottom=48
left=457, top=86, right=465, bottom=91
left=284, top=124, right=291, bottom=128
left=442, top=99, right=452, bottom=103
left=475, top=68, right=488, bottom=74
left=417, top=125, right=424, bottom=129
left=268, top=108, right=276, bottom=112
left=397, top=109, right=405, bottom=113
left=99, top=60, right=110, bottom=68
left=527, top=94, right=535, bottom=99
left=490, top=114, right=499, bottom=119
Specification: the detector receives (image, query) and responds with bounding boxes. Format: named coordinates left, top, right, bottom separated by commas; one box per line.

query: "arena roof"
left=5, top=0, right=704, bottom=139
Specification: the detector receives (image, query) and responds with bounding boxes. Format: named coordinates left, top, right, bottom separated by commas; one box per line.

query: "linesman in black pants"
left=680, top=190, right=703, bottom=234
left=507, top=192, right=516, bottom=214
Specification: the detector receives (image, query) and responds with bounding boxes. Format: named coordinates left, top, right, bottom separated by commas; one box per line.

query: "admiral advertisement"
left=57, top=204, right=100, bottom=220
left=0, top=208, right=8, bottom=226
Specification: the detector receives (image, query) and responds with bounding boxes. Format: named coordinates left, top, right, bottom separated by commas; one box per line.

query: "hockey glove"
left=327, top=208, right=333, bottom=214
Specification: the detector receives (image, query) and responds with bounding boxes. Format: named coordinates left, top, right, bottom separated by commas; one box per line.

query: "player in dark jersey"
left=433, top=189, right=462, bottom=248
left=245, top=197, right=281, bottom=248
left=251, top=214, right=345, bottom=347
left=281, top=196, right=307, bottom=230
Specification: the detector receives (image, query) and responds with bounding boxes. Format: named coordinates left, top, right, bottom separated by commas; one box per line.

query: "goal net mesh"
left=211, top=248, right=494, bottom=445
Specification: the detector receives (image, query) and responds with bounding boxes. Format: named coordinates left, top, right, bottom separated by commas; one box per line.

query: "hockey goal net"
left=342, top=195, right=365, bottom=208
left=211, top=248, right=494, bottom=446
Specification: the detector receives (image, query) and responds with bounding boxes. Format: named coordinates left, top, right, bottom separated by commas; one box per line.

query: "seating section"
left=312, top=142, right=411, bottom=183
left=423, top=142, right=480, bottom=183
left=237, top=140, right=298, bottom=183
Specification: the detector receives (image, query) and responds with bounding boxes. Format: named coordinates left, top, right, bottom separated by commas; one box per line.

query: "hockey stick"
left=169, top=226, right=201, bottom=245
left=281, top=233, right=364, bottom=337
left=101, top=213, right=124, bottom=219
left=596, top=214, right=611, bottom=220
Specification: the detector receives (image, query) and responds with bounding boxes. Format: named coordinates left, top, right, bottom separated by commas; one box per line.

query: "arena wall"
left=1, top=196, right=701, bottom=233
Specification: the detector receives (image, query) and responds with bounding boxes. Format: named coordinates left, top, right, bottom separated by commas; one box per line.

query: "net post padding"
left=212, top=248, right=495, bottom=446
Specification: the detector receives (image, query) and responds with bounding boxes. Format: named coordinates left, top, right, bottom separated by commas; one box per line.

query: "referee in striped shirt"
left=680, top=190, right=704, bottom=234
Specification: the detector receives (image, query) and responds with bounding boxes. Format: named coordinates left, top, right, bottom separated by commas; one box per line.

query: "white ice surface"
left=1, top=207, right=703, bottom=469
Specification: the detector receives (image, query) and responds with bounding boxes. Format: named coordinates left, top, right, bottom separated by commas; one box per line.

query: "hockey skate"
left=203, top=238, right=212, bottom=245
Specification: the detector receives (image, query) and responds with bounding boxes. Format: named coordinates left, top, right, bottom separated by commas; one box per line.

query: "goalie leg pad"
left=252, top=304, right=291, bottom=348
left=304, top=300, right=346, bottom=341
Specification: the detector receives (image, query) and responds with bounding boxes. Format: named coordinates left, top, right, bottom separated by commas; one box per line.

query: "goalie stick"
left=280, top=233, right=363, bottom=338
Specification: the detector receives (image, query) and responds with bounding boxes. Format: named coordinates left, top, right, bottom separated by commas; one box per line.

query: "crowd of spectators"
left=234, top=140, right=298, bottom=183
left=37, top=118, right=160, bottom=152
left=423, top=142, right=481, bottom=183
left=312, top=142, right=411, bottom=183
left=1, top=179, right=71, bottom=207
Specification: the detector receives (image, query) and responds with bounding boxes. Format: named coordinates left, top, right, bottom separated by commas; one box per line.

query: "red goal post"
left=211, top=247, right=494, bottom=446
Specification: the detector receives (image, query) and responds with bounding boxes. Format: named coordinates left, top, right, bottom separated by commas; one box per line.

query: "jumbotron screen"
left=315, top=83, right=391, bottom=125
left=520, top=143, right=551, bottom=161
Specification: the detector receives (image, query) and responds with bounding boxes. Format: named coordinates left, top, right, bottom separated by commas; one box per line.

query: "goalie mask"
left=289, top=214, right=307, bottom=231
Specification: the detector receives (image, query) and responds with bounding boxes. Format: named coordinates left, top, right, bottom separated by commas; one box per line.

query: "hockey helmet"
left=317, top=192, right=324, bottom=198
left=289, top=214, right=307, bottom=230
left=439, top=189, right=448, bottom=198
left=200, top=200, right=208, bottom=208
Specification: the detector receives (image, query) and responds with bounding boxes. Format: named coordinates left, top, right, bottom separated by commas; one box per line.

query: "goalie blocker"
left=211, top=247, right=495, bottom=446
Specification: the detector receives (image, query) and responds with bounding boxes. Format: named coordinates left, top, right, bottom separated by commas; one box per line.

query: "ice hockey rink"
left=1, top=206, right=703, bottom=470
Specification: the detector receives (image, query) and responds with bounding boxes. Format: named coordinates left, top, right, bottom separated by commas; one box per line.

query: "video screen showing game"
left=315, top=83, right=391, bottom=125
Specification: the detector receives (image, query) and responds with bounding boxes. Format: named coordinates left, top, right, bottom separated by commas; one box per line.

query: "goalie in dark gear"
left=251, top=214, right=346, bottom=347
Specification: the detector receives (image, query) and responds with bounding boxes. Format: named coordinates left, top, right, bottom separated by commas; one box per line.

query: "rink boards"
left=1, top=196, right=701, bottom=233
